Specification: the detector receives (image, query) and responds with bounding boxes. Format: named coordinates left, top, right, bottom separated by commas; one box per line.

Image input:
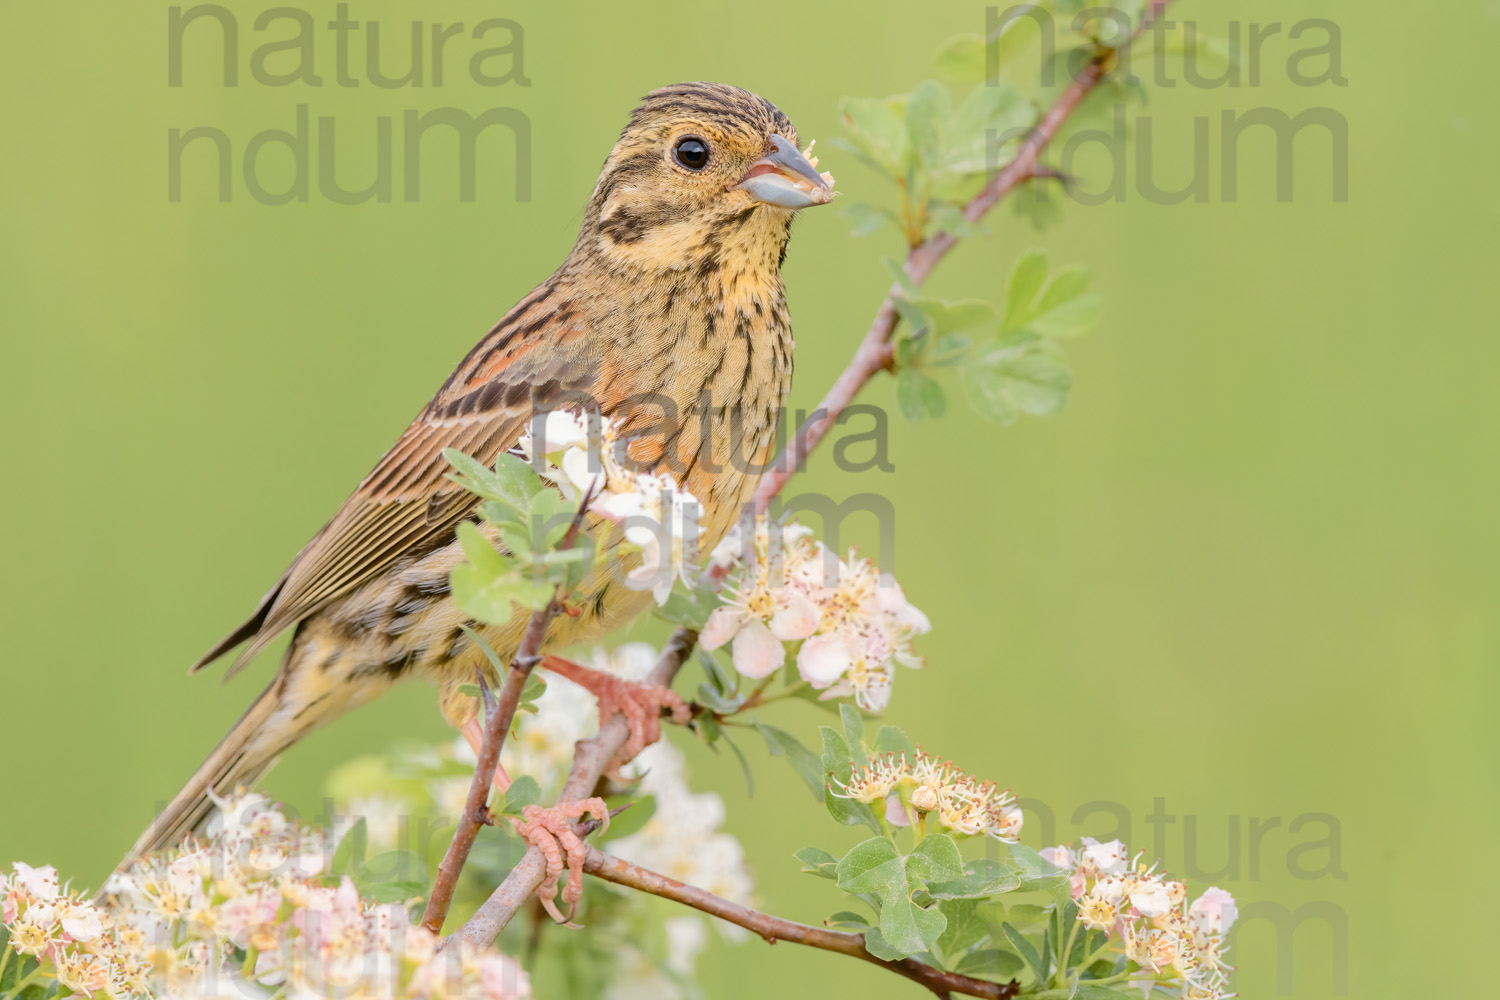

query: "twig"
left=451, top=627, right=699, bottom=948
left=752, top=0, right=1172, bottom=510
left=452, top=0, right=1174, bottom=957
left=583, top=848, right=1019, bottom=999
left=420, top=497, right=594, bottom=935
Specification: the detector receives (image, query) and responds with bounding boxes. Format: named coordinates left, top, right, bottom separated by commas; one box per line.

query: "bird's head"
left=578, top=82, right=833, bottom=273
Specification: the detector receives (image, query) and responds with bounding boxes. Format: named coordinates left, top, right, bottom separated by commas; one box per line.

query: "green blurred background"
left=2, top=2, right=1494, bottom=997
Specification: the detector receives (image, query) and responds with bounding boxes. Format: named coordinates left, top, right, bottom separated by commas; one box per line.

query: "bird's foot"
left=540, top=655, right=690, bottom=772
left=511, top=798, right=610, bottom=924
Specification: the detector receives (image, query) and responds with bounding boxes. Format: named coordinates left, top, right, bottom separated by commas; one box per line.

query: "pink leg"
left=539, top=655, right=691, bottom=771
left=459, top=718, right=513, bottom=792
left=511, top=798, right=610, bottom=924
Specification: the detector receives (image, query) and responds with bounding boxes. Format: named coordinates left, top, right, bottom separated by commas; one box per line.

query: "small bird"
left=126, top=82, right=832, bottom=866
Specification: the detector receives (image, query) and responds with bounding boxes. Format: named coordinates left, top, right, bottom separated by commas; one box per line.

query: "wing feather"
left=195, top=285, right=596, bottom=676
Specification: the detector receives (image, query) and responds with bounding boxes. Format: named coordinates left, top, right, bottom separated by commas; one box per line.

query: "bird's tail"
left=120, top=676, right=288, bottom=866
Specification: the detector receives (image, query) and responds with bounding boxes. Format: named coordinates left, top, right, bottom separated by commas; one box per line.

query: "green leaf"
left=600, top=794, right=656, bottom=840
left=1030, top=265, right=1100, bottom=338
left=837, top=836, right=951, bottom=959
left=954, top=948, right=1027, bottom=981
left=1011, top=177, right=1065, bottom=231
left=943, top=82, right=1031, bottom=175
left=498, top=775, right=541, bottom=815
left=821, top=727, right=880, bottom=832
left=907, top=833, right=966, bottom=884
left=935, top=33, right=987, bottom=82
left=839, top=704, right=868, bottom=768
left=926, top=858, right=1023, bottom=899
left=1003, top=249, right=1049, bottom=330
left=332, top=817, right=367, bottom=876
left=927, top=201, right=978, bottom=239
left=825, top=910, right=873, bottom=931
left=838, top=96, right=910, bottom=174
left=717, top=726, right=756, bottom=796
left=353, top=849, right=428, bottom=903
left=962, top=340, right=1072, bottom=424
left=937, top=899, right=988, bottom=956
left=1005, top=903, right=1051, bottom=926
left=757, top=723, right=824, bottom=800
left=896, top=367, right=947, bottom=421
left=862, top=926, right=907, bottom=962
left=905, top=79, right=952, bottom=169
left=880, top=885, right=948, bottom=960
left=1007, top=843, right=1073, bottom=898
left=795, top=848, right=842, bottom=882
left=872, top=725, right=917, bottom=758
left=1001, top=922, right=1047, bottom=983
left=835, top=836, right=904, bottom=894
left=883, top=256, right=921, bottom=299
left=442, top=448, right=545, bottom=517
left=450, top=528, right=555, bottom=625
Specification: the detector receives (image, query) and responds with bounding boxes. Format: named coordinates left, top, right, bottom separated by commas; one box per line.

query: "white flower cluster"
left=516, top=411, right=705, bottom=603
left=701, top=515, right=930, bottom=710
left=1041, top=838, right=1238, bottom=999
left=0, top=794, right=531, bottom=1000
left=2, top=862, right=126, bottom=998
left=832, top=749, right=1022, bottom=841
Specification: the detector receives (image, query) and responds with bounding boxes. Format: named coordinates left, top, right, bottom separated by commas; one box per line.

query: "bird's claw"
left=512, top=798, right=610, bottom=924
left=540, top=656, right=690, bottom=773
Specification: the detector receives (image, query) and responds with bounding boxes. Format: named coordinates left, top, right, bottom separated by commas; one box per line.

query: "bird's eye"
left=672, top=136, right=710, bottom=171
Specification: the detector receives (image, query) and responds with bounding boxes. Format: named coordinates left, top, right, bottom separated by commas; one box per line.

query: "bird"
left=124, top=82, right=834, bottom=875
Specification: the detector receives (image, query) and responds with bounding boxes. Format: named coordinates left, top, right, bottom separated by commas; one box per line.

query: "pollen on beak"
left=738, top=133, right=835, bottom=209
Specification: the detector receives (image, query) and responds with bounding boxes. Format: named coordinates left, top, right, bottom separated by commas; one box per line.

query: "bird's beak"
left=737, top=134, right=834, bottom=209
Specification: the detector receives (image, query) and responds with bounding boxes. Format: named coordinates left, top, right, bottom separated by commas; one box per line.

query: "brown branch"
left=420, top=499, right=593, bottom=935
left=451, top=627, right=700, bottom=948
left=450, top=0, right=1176, bottom=957
left=751, top=0, right=1173, bottom=512
left=583, top=848, right=1019, bottom=999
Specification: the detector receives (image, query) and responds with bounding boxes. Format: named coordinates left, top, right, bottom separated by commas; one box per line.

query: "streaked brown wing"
left=194, top=283, right=597, bottom=675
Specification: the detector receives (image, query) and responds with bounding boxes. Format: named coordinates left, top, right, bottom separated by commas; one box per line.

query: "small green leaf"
left=353, top=849, right=428, bottom=903
left=954, top=948, right=1027, bottom=981
left=963, top=340, right=1072, bottom=424
left=1001, top=922, right=1047, bottom=983
left=883, top=256, right=921, bottom=299
left=1003, top=249, right=1049, bottom=330
left=795, top=846, right=841, bottom=880
left=499, top=775, right=541, bottom=815
left=935, top=33, right=987, bottom=82
left=821, top=727, right=880, bottom=832
left=896, top=368, right=947, bottom=421
left=838, top=96, right=910, bottom=173
left=907, top=833, right=966, bottom=884
left=600, top=795, right=656, bottom=840
left=926, top=857, right=1023, bottom=899
left=839, top=703, right=868, bottom=768
left=825, top=910, right=873, bottom=930
left=905, top=79, right=952, bottom=168
left=835, top=836, right=904, bottom=894
left=937, top=899, right=988, bottom=956
left=757, top=723, right=824, bottom=800
left=872, top=725, right=917, bottom=758
left=862, top=926, right=907, bottom=962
